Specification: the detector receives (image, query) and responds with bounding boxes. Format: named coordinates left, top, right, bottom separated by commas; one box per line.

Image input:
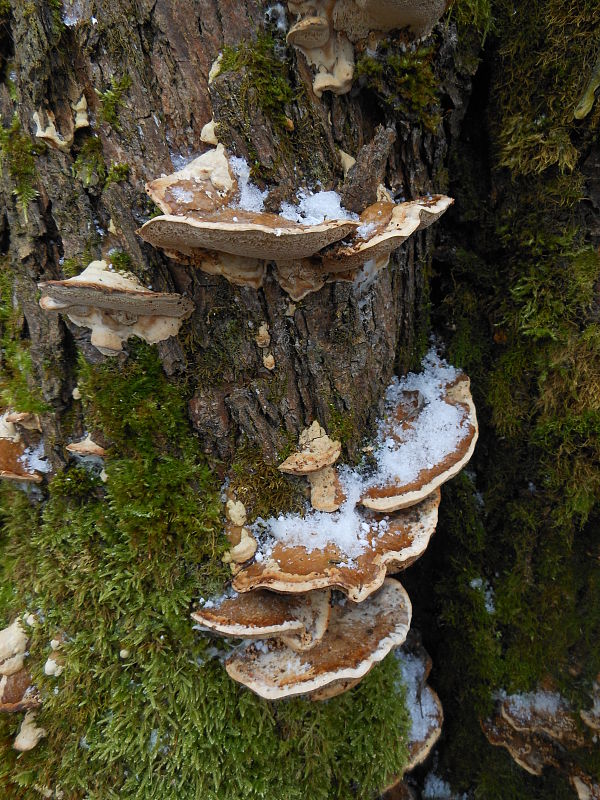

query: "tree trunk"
left=1, top=0, right=474, bottom=465
left=0, top=2, right=481, bottom=798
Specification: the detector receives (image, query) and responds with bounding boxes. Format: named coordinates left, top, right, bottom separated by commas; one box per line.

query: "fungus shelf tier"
left=191, top=349, right=477, bottom=707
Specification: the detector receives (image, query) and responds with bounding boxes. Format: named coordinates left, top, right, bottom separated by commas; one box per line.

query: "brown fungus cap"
left=360, top=374, right=478, bottom=513
left=5, top=412, right=41, bottom=432
left=339, top=0, right=450, bottom=39
left=0, top=439, right=43, bottom=483
left=499, top=692, right=585, bottom=748
left=192, top=589, right=331, bottom=652
left=396, top=638, right=443, bottom=771
left=145, top=144, right=237, bottom=216
left=322, top=196, right=453, bottom=274
left=225, top=578, right=411, bottom=700
left=279, top=421, right=342, bottom=475
left=481, top=712, right=558, bottom=777
left=65, top=434, right=107, bottom=459
left=274, top=259, right=326, bottom=301
left=137, top=209, right=358, bottom=262
left=308, top=466, right=346, bottom=512
left=0, top=669, right=40, bottom=714
left=233, top=490, right=439, bottom=602
left=38, top=260, right=194, bottom=356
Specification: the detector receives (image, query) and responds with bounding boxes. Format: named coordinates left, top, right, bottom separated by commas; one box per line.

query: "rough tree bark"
left=0, top=0, right=475, bottom=466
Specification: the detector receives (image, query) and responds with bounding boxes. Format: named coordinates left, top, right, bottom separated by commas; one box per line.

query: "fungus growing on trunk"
left=138, top=210, right=358, bottom=262
left=360, top=357, right=478, bottom=512
left=13, top=711, right=46, bottom=752
left=38, top=260, right=194, bottom=356
left=279, top=420, right=341, bottom=475
left=66, top=434, right=107, bottom=460
left=0, top=668, right=39, bottom=713
left=192, top=588, right=331, bottom=651
left=285, top=0, right=449, bottom=96
left=0, top=618, right=40, bottom=717
left=225, top=578, right=411, bottom=699
left=137, top=146, right=452, bottom=299
left=233, top=490, right=439, bottom=602
left=322, top=197, right=454, bottom=274
left=145, top=144, right=236, bottom=215
left=0, top=413, right=46, bottom=483
left=482, top=688, right=599, bottom=796
left=0, top=619, right=29, bottom=677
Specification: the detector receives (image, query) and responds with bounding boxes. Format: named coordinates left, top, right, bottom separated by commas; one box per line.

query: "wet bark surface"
left=0, top=0, right=477, bottom=467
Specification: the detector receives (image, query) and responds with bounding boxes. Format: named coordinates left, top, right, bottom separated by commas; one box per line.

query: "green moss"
left=96, top=74, right=132, bottom=130
left=105, top=161, right=130, bottom=187
left=327, top=404, right=358, bottom=451
left=0, top=113, right=40, bottom=221
left=356, top=42, right=441, bottom=132
left=229, top=440, right=305, bottom=521
left=449, top=0, right=493, bottom=39
left=220, top=33, right=294, bottom=131
left=61, top=256, right=84, bottom=278
left=492, top=0, right=599, bottom=179
left=108, top=250, right=133, bottom=273
left=72, top=136, right=106, bottom=188
left=415, top=2, right=600, bottom=795
left=0, top=263, right=47, bottom=413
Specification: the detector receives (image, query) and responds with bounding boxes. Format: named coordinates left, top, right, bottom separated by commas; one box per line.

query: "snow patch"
left=229, top=157, right=268, bottom=213
left=19, top=443, right=51, bottom=474
left=504, top=690, right=565, bottom=719
left=280, top=189, right=358, bottom=226
left=364, top=351, right=467, bottom=493
left=398, top=652, right=439, bottom=744
left=423, top=773, right=467, bottom=799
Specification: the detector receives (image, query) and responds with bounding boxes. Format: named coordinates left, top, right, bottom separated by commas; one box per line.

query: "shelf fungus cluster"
left=38, top=259, right=194, bottom=356
left=0, top=411, right=49, bottom=484
left=137, top=145, right=452, bottom=301
left=285, top=0, right=450, bottom=96
left=482, top=688, right=600, bottom=800
left=192, top=347, right=476, bottom=757
left=0, top=617, right=44, bottom=752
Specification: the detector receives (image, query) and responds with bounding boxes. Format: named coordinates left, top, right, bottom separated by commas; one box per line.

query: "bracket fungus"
left=192, top=588, right=331, bottom=651
left=360, top=355, right=478, bottom=513
left=145, top=144, right=237, bottom=216
left=0, top=668, right=39, bottom=714
left=0, top=618, right=40, bottom=719
left=138, top=210, right=359, bottom=262
left=0, top=412, right=47, bottom=483
left=322, top=197, right=454, bottom=275
left=38, top=260, right=194, bottom=356
left=396, top=641, right=443, bottom=771
left=279, top=420, right=342, bottom=475
left=233, top=490, right=439, bottom=602
left=13, top=710, right=46, bottom=752
left=279, top=421, right=344, bottom=511
left=482, top=689, right=599, bottom=796
left=66, top=434, right=107, bottom=460
left=137, top=145, right=452, bottom=299
left=286, top=0, right=449, bottom=96
left=225, top=578, right=411, bottom=699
